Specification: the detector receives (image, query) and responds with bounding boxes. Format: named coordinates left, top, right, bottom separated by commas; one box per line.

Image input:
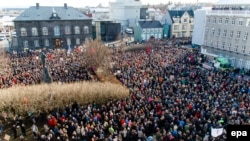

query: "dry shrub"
left=0, top=82, right=129, bottom=117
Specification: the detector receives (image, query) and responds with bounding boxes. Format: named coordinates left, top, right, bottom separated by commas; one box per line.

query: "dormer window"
left=50, top=8, right=61, bottom=19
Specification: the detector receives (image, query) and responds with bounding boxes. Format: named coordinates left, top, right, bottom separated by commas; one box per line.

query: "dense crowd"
left=1, top=41, right=250, bottom=141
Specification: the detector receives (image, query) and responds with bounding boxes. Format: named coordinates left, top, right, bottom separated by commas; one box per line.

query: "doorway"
left=54, top=38, right=62, bottom=48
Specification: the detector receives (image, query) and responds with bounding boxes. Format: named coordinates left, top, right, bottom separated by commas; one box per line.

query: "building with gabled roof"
left=12, top=3, right=92, bottom=51
left=162, top=10, right=194, bottom=39
left=134, top=20, right=163, bottom=42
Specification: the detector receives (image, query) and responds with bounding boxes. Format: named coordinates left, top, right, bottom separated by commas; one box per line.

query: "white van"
left=125, top=28, right=133, bottom=34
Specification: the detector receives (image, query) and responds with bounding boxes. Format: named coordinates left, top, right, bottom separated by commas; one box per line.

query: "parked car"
left=0, top=34, right=6, bottom=41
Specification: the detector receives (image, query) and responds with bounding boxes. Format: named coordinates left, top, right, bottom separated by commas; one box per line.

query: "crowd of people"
left=1, top=40, right=250, bottom=141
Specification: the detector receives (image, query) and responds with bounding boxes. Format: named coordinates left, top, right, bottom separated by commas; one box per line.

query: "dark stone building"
left=12, top=3, right=92, bottom=51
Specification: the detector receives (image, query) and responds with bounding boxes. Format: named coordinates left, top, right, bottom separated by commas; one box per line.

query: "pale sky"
left=1, top=0, right=218, bottom=8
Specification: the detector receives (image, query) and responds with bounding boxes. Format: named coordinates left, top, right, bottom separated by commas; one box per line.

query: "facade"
left=93, top=20, right=121, bottom=42
left=13, top=3, right=92, bottom=51
left=163, top=10, right=194, bottom=38
left=134, top=20, right=163, bottom=42
left=192, top=8, right=209, bottom=47
left=109, top=0, right=142, bottom=30
left=202, top=0, right=250, bottom=69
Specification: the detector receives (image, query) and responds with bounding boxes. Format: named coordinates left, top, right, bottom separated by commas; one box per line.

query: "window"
left=23, top=40, right=28, bottom=48
left=150, top=28, right=154, bottom=33
left=231, top=18, right=236, bottom=25
left=228, top=43, right=231, bottom=51
left=32, top=27, right=38, bottom=36
left=206, top=17, right=210, bottom=23
left=236, top=31, right=241, bottom=39
left=229, top=31, right=233, bottom=38
left=44, top=39, right=49, bottom=47
left=76, top=38, right=80, bottom=45
left=217, top=29, right=221, bottom=36
left=190, top=25, right=194, bottom=30
left=205, top=27, right=209, bottom=35
left=42, top=27, right=48, bottom=36
left=74, top=26, right=80, bottom=34
left=223, top=29, right=227, bottom=37
left=147, top=28, right=150, bottom=33
left=234, top=44, right=238, bottom=52
left=238, top=20, right=243, bottom=26
left=182, top=32, right=186, bottom=37
left=84, top=26, right=89, bottom=34
left=211, top=28, right=215, bottom=36
left=67, top=38, right=71, bottom=46
left=20, top=28, right=27, bottom=36
left=218, top=18, right=222, bottom=24
left=222, top=42, right=225, bottom=49
left=243, top=31, right=248, bottom=40
left=183, top=18, right=188, bottom=23
left=213, top=17, right=216, bottom=23
left=242, top=45, right=246, bottom=53
left=34, top=40, right=39, bottom=47
left=216, top=41, right=219, bottom=48
left=182, top=25, right=187, bottom=30
left=65, top=26, right=71, bottom=34
left=54, top=26, right=60, bottom=36
left=225, top=18, right=229, bottom=24
left=174, top=25, right=179, bottom=30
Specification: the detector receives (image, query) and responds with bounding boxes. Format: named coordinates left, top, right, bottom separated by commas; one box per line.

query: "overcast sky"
left=1, top=0, right=218, bottom=8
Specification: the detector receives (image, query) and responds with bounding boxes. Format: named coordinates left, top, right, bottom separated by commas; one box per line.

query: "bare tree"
left=82, top=39, right=112, bottom=73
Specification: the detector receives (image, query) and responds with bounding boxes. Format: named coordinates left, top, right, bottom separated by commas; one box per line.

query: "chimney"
left=36, top=3, right=39, bottom=9
left=64, top=3, right=67, bottom=9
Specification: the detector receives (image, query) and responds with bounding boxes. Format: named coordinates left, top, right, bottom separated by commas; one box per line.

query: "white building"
left=201, top=0, right=250, bottom=69
left=89, top=7, right=109, bottom=20
left=109, top=0, right=142, bottom=30
left=192, top=8, right=210, bottom=47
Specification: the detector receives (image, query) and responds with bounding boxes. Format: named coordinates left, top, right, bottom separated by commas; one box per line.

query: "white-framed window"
left=84, top=26, right=89, bottom=34
left=234, top=44, right=238, bottom=52
left=236, top=31, right=241, bottom=39
left=150, top=28, right=154, bottom=33
left=65, top=25, right=71, bottom=34
left=34, top=40, right=39, bottom=47
left=182, top=25, right=187, bottom=30
left=54, top=26, right=60, bottom=36
left=243, top=31, right=248, bottom=40
left=231, top=18, right=236, bottom=25
left=225, top=18, right=229, bottom=24
left=42, top=27, right=48, bottom=36
left=217, top=29, right=221, bottom=36
left=229, top=31, right=233, bottom=38
left=218, top=18, right=222, bottom=24
left=23, top=40, right=28, bottom=48
left=183, top=18, right=188, bottom=23
left=20, top=27, right=27, bottom=36
left=44, top=39, right=49, bottom=47
left=32, top=27, right=38, bottom=36
left=66, top=38, right=71, bottom=46
left=76, top=38, right=80, bottom=45
left=246, top=60, right=250, bottom=69
left=242, top=45, right=246, bottom=53
left=211, top=28, right=215, bottom=36
left=174, top=25, right=179, bottom=30
left=216, top=41, right=219, bottom=48
left=74, top=26, right=80, bottom=34
left=190, top=25, right=194, bottom=30
left=228, top=43, right=231, bottom=51
left=147, top=28, right=150, bottom=33
left=182, top=32, right=186, bottom=37
left=223, top=29, right=227, bottom=37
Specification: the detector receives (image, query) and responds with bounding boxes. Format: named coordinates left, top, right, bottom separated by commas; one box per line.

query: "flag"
left=211, top=128, right=223, bottom=137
